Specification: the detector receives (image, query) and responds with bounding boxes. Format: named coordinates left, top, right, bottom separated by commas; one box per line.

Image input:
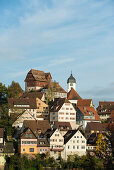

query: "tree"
left=95, top=133, right=111, bottom=159
left=46, top=80, right=53, bottom=104
left=7, top=81, right=23, bottom=98
left=0, top=83, right=8, bottom=105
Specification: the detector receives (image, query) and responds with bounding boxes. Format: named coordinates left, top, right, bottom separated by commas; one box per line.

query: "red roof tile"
left=77, top=99, right=92, bottom=107
left=77, top=106, right=101, bottom=121
left=67, top=88, right=82, bottom=100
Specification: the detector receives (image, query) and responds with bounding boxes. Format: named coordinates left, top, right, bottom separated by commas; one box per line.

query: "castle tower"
left=67, top=72, right=76, bottom=92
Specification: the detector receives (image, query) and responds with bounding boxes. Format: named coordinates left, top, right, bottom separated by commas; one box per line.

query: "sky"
left=0, top=0, right=114, bottom=107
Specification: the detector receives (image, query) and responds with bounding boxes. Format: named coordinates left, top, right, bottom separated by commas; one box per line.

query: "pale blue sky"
left=0, top=0, right=114, bottom=106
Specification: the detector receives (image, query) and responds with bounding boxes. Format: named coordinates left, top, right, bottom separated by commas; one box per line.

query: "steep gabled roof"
left=24, top=120, right=50, bottom=135
left=77, top=106, right=101, bottom=121
left=21, top=127, right=37, bottom=139
left=50, top=98, right=70, bottom=112
left=67, top=88, right=82, bottom=100
left=64, top=130, right=85, bottom=144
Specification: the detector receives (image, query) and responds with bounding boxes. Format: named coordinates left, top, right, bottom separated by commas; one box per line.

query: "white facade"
left=67, top=82, right=76, bottom=92
left=63, top=130, right=86, bottom=160
left=50, top=129, right=64, bottom=159
left=12, top=110, right=36, bottom=129
left=50, top=103, right=76, bottom=122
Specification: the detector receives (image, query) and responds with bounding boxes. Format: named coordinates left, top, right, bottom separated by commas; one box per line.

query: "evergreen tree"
left=0, top=83, right=8, bottom=105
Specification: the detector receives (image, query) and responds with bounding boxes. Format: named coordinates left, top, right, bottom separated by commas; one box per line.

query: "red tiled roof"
left=77, top=106, right=101, bottom=121
left=77, top=99, right=92, bottom=107
left=67, top=88, right=82, bottom=100
left=111, top=110, right=114, bottom=118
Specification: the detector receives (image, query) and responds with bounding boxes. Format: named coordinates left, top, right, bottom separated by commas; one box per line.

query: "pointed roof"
left=50, top=98, right=70, bottom=112
left=67, top=73, right=76, bottom=83
left=67, top=88, right=82, bottom=100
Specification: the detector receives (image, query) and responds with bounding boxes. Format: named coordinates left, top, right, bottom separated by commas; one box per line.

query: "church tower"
left=67, top=72, right=76, bottom=92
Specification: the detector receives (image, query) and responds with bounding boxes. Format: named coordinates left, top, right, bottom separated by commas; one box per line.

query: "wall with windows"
left=63, top=130, right=86, bottom=160
left=58, top=103, right=76, bottom=122
left=50, top=102, right=76, bottom=122
left=37, top=147, right=50, bottom=154
left=50, top=129, right=64, bottom=159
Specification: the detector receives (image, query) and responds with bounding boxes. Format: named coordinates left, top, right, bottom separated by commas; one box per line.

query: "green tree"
left=0, top=83, right=8, bottom=105
left=8, top=81, right=23, bottom=98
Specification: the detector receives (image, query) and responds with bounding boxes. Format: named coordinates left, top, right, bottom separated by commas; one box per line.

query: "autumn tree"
left=7, top=81, right=23, bottom=98
left=95, top=133, right=112, bottom=159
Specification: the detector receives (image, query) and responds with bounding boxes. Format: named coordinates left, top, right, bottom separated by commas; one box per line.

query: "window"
left=82, top=140, right=85, bottom=143
left=73, top=141, right=75, bottom=143
left=77, top=146, right=79, bottom=149
left=70, top=83, right=73, bottom=86
left=81, top=146, right=85, bottom=149
left=45, top=149, right=47, bottom=152
left=68, top=146, right=70, bottom=149
left=77, top=136, right=79, bottom=138
left=23, top=148, right=25, bottom=152
left=29, top=148, right=34, bottom=152
left=77, top=140, right=79, bottom=143
left=55, top=134, right=59, bottom=136
left=59, top=139, right=63, bottom=142
left=73, top=146, right=75, bottom=149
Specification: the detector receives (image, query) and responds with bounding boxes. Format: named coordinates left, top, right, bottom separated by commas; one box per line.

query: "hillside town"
left=0, top=69, right=114, bottom=169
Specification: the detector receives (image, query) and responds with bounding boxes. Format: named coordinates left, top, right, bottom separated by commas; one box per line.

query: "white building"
left=50, top=98, right=76, bottom=122
left=12, top=110, right=36, bottom=129
left=49, top=129, right=87, bottom=160
left=50, top=129, right=64, bottom=159
left=63, top=130, right=86, bottom=160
